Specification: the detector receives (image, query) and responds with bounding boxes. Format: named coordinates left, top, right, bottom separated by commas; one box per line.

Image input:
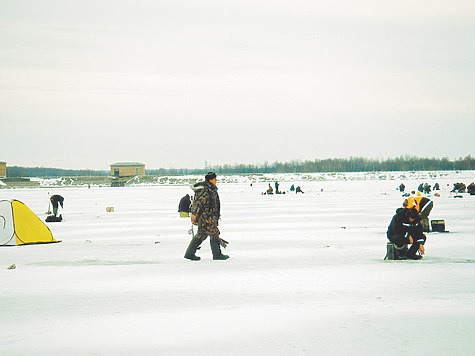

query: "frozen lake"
left=1, top=171, right=474, bottom=355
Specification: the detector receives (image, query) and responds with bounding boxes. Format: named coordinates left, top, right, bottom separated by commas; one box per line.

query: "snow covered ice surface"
left=1, top=171, right=474, bottom=355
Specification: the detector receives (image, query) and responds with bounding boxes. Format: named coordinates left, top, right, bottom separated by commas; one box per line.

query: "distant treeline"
left=5, top=156, right=474, bottom=177
left=153, top=155, right=475, bottom=175
left=211, top=156, right=475, bottom=174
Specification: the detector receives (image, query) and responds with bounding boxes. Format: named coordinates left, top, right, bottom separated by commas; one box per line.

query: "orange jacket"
left=403, top=196, right=430, bottom=212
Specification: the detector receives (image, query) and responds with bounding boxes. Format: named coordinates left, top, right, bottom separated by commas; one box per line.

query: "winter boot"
left=184, top=237, right=202, bottom=261
left=394, top=244, right=408, bottom=260
left=406, top=243, right=423, bottom=260
left=210, top=238, right=229, bottom=260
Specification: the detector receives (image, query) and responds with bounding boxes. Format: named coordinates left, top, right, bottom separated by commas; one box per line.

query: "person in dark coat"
left=178, top=194, right=192, bottom=217
left=468, top=182, right=475, bottom=195
left=50, top=195, right=64, bottom=216
left=423, top=183, right=431, bottom=194
left=387, top=207, right=426, bottom=260
left=418, top=183, right=424, bottom=193
left=184, top=172, right=229, bottom=261
left=399, top=183, right=405, bottom=193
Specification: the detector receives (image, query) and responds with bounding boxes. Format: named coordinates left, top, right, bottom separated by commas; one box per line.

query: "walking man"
left=184, top=172, right=229, bottom=261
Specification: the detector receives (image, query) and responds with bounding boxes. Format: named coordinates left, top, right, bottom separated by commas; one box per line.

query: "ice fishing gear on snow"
left=45, top=214, right=63, bottom=222
left=431, top=220, right=447, bottom=232
left=384, top=243, right=409, bottom=260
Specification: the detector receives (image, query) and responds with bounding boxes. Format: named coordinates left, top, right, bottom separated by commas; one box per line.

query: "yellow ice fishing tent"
left=0, top=200, right=59, bottom=246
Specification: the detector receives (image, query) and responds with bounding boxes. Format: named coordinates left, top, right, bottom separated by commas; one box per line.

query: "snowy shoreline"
left=1, top=170, right=473, bottom=189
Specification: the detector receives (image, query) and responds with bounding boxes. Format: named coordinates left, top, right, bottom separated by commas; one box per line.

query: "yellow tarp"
left=11, top=200, right=57, bottom=245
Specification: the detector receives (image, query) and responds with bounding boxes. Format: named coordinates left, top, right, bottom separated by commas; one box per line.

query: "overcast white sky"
left=1, top=0, right=474, bottom=170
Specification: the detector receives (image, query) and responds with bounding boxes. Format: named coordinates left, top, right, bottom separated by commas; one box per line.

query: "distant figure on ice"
left=290, top=184, right=295, bottom=192
left=266, top=184, right=274, bottom=195
left=296, top=186, right=304, bottom=194
left=184, top=172, right=229, bottom=261
left=387, top=207, right=426, bottom=260
left=178, top=194, right=192, bottom=217
left=418, top=183, right=424, bottom=193
left=451, top=182, right=466, bottom=193
left=50, top=195, right=64, bottom=216
left=423, top=183, right=431, bottom=194
left=468, top=182, right=475, bottom=195
left=46, top=194, right=64, bottom=222
left=399, top=183, right=405, bottom=193
left=403, top=196, right=433, bottom=232
left=275, top=181, right=280, bottom=194
left=433, top=182, right=440, bottom=191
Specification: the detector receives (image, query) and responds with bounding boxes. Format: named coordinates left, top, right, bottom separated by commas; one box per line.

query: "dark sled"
left=45, top=214, right=63, bottom=222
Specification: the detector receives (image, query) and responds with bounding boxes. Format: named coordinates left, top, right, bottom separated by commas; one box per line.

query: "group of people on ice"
left=179, top=173, right=474, bottom=262
left=400, top=182, right=440, bottom=194
left=400, top=181, right=475, bottom=195
left=452, top=182, right=475, bottom=194
left=418, top=182, right=435, bottom=194
left=264, top=182, right=304, bottom=194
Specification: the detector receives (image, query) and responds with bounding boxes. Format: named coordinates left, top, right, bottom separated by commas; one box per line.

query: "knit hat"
left=205, top=172, right=217, bottom=181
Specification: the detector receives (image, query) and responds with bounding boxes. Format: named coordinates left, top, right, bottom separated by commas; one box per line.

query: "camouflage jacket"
left=191, top=181, right=221, bottom=228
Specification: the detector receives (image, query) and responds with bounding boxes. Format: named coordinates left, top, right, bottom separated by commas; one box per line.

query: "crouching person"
left=178, top=194, right=192, bottom=217
left=50, top=194, right=64, bottom=216
left=387, top=207, right=426, bottom=260
left=184, top=172, right=229, bottom=261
